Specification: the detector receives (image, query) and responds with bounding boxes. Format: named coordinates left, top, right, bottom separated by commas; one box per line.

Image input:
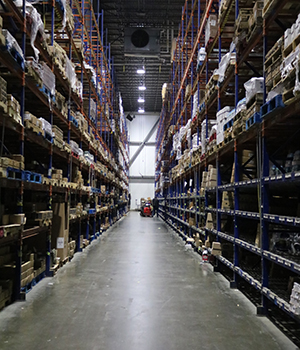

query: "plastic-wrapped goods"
left=281, top=46, right=299, bottom=80
left=69, top=140, right=79, bottom=154
left=84, top=151, right=94, bottom=163
left=244, top=77, right=264, bottom=104
left=162, top=83, right=170, bottom=102
left=192, top=92, right=198, bottom=119
left=39, top=118, right=52, bottom=136
left=197, top=47, right=206, bottom=71
left=205, top=15, right=218, bottom=46
left=192, top=133, right=199, bottom=149
left=40, top=62, right=55, bottom=96
left=289, top=282, right=300, bottom=315
left=2, top=29, right=24, bottom=59
left=213, top=42, right=236, bottom=84
left=25, top=3, right=44, bottom=60
left=267, top=83, right=284, bottom=102
left=75, top=80, right=83, bottom=99
left=90, top=98, right=96, bottom=122
left=201, top=119, right=217, bottom=154
left=65, top=57, right=77, bottom=89
left=236, top=98, right=247, bottom=114
left=83, top=61, right=97, bottom=87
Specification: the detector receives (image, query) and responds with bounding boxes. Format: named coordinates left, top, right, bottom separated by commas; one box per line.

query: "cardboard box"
left=205, top=239, right=211, bottom=248
left=188, top=217, right=195, bottom=226
left=52, top=202, right=70, bottom=261
left=211, top=242, right=222, bottom=256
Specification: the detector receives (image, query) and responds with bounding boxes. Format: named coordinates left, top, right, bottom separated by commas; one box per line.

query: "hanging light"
left=138, top=86, right=146, bottom=91
left=138, top=97, right=145, bottom=103
left=138, top=108, right=145, bottom=113
left=137, top=68, right=145, bottom=74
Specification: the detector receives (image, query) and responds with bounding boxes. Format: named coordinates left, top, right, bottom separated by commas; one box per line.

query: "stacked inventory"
left=155, top=0, right=300, bottom=345
left=0, top=0, right=129, bottom=310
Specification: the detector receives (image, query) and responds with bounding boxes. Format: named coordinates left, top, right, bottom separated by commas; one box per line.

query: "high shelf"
left=0, top=0, right=129, bottom=310
left=156, top=0, right=300, bottom=345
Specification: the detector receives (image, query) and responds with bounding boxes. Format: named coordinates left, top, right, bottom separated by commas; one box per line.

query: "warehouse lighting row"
left=137, top=67, right=146, bottom=113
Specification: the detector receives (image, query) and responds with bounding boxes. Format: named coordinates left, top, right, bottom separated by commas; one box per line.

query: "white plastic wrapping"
left=40, top=62, right=55, bottom=96
left=2, top=29, right=24, bottom=59
left=90, top=98, right=96, bottom=121
left=201, top=119, right=217, bottom=154
left=39, top=118, right=52, bottom=135
left=25, top=3, right=44, bottom=60
left=192, top=133, right=199, bottom=149
left=214, top=42, right=236, bottom=84
left=192, top=92, right=198, bottom=118
left=197, top=47, right=206, bottom=69
left=69, top=140, right=79, bottom=154
left=65, top=57, right=77, bottom=89
left=244, top=77, right=264, bottom=104
left=281, top=46, right=299, bottom=80
left=236, top=98, right=247, bottom=114
left=267, top=83, right=284, bottom=102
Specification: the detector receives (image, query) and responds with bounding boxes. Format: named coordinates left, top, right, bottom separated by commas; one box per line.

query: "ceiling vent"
left=124, top=27, right=160, bottom=57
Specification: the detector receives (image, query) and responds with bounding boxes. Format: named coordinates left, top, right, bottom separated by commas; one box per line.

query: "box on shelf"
left=211, top=242, right=222, bottom=256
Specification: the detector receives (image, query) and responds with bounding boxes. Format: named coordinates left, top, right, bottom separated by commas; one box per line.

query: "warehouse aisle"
left=0, top=212, right=297, bottom=350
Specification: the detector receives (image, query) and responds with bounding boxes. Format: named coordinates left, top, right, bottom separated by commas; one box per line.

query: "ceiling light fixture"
left=138, top=86, right=146, bottom=91
left=138, top=97, right=145, bottom=103
left=138, top=108, right=145, bottom=113
left=137, top=68, right=145, bottom=74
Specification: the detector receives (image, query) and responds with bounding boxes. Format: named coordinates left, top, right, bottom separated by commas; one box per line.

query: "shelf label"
left=57, top=237, right=64, bottom=249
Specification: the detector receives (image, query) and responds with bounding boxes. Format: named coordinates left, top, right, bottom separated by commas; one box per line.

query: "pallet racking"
left=156, top=0, right=300, bottom=345
left=0, top=0, right=129, bottom=310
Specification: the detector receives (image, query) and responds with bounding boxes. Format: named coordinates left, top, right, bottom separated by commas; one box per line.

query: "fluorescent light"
left=137, top=68, right=145, bottom=74
left=138, top=86, right=146, bottom=91
left=138, top=97, right=145, bottom=103
left=138, top=108, right=145, bottom=113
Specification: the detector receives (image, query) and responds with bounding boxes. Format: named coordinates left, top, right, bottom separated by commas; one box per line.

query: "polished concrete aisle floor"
left=0, top=212, right=297, bottom=350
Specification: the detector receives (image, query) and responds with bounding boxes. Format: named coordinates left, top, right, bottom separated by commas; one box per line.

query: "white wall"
left=129, top=182, right=155, bottom=210
left=128, top=112, right=159, bottom=210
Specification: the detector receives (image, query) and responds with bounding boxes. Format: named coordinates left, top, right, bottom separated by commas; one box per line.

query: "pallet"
left=70, top=115, right=79, bottom=128
left=265, top=37, right=283, bottom=68
left=245, top=112, right=261, bottom=130
left=24, top=119, right=42, bottom=135
left=283, top=32, right=300, bottom=58
left=53, top=138, right=64, bottom=149
left=39, top=85, right=55, bottom=102
left=282, top=86, right=300, bottom=105
left=36, top=218, right=52, bottom=227
left=0, top=296, right=11, bottom=311
left=0, top=100, right=7, bottom=113
left=5, top=167, right=23, bottom=180
left=23, top=171, right=42, bottom=184
left=246, top=93, right=264, bottom=108
left=232, top=122, right=245, bottom=138
left=42, top=176, right=51, bottom=185
left=245, top=100, right=263, bottom=121
left=246, top=19, right=263, bottom=43
left=260, top=94, right=285, bottom=118
left=223, top=118, right=234, bottom=132
left=5, top=107, right=22, bottom=125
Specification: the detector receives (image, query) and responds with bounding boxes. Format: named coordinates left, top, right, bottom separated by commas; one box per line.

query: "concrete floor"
left=0, top=212, right=298, bottom=350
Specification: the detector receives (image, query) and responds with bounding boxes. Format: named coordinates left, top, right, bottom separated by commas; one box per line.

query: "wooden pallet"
left=0, top=296, right=11, bottom=311
left=24, top=119, right=43, bottom=135
left=246, top=18, right=263, bottom=43
left=282, top=86, right=300, bottom=105
left=232, top=121, right=246, bottom=138
left=284, top=33, right=300, bottom=58
left=42, top=177, right=51, bottom=186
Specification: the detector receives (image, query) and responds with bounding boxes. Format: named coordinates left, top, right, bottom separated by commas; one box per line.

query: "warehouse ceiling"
left=99, top=0, right=185, bottom=114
